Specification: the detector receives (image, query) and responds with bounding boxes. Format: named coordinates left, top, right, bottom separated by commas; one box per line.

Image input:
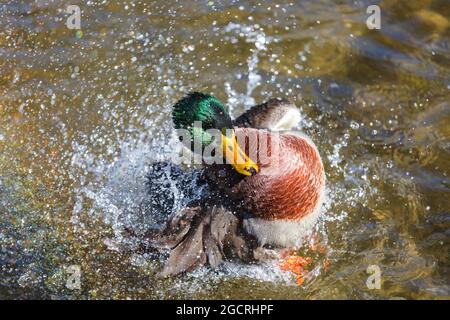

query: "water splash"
left=223, top=23, right=273, bottom=116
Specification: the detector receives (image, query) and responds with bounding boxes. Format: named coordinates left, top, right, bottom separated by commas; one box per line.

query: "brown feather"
left=157, top=204, right=255, bottom=276
left=205, top=128, right=325, bottom=221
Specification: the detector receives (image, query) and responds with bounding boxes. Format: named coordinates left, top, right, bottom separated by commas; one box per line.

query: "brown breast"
left=204, top=128, right=325, bottom=221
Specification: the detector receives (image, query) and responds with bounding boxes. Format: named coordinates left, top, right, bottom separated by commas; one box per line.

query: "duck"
left=136, top=92, right=325, bottom=277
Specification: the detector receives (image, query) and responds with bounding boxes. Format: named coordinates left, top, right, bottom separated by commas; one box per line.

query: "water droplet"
left=350, top=121, right=359, bottom=130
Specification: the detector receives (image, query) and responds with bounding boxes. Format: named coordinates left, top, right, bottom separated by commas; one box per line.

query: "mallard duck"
left=138, top=92, right=325, bottom=277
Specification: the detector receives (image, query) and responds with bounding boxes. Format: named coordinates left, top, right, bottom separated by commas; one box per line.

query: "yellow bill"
left=221, top=130, right=259, bottom=176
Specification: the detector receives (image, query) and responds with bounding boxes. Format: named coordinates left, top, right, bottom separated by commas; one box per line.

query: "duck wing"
left=158, top=204, right=254, bottom=277
left=233, top=98, right=301, bottom=131
left=124, top=160, right=257, bottom=276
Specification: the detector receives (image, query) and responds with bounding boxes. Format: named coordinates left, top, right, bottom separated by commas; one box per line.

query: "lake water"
left=0, top=0, right=449, bottom=299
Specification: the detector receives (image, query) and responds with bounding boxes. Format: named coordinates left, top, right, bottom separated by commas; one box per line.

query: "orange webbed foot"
left=278, top=253, right=313, bottom=286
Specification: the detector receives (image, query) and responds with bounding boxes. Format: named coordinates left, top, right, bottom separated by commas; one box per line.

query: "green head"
left=171, top=92, right=259, bottom=176
left=172, top=92, right=232, bottom=147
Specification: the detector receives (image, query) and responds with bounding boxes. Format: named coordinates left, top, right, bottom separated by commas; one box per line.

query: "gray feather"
left=233, top=98, right=299, bottom=130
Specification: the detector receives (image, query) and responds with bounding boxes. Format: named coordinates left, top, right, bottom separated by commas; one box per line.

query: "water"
left=0, top=0, right=449, bottom=299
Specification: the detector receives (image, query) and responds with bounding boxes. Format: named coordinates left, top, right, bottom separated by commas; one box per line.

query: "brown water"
left=0, top=0, right=449, bottom=299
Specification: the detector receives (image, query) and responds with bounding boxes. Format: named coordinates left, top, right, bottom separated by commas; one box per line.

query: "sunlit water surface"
left=0, top=0, right=449, bottom=299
